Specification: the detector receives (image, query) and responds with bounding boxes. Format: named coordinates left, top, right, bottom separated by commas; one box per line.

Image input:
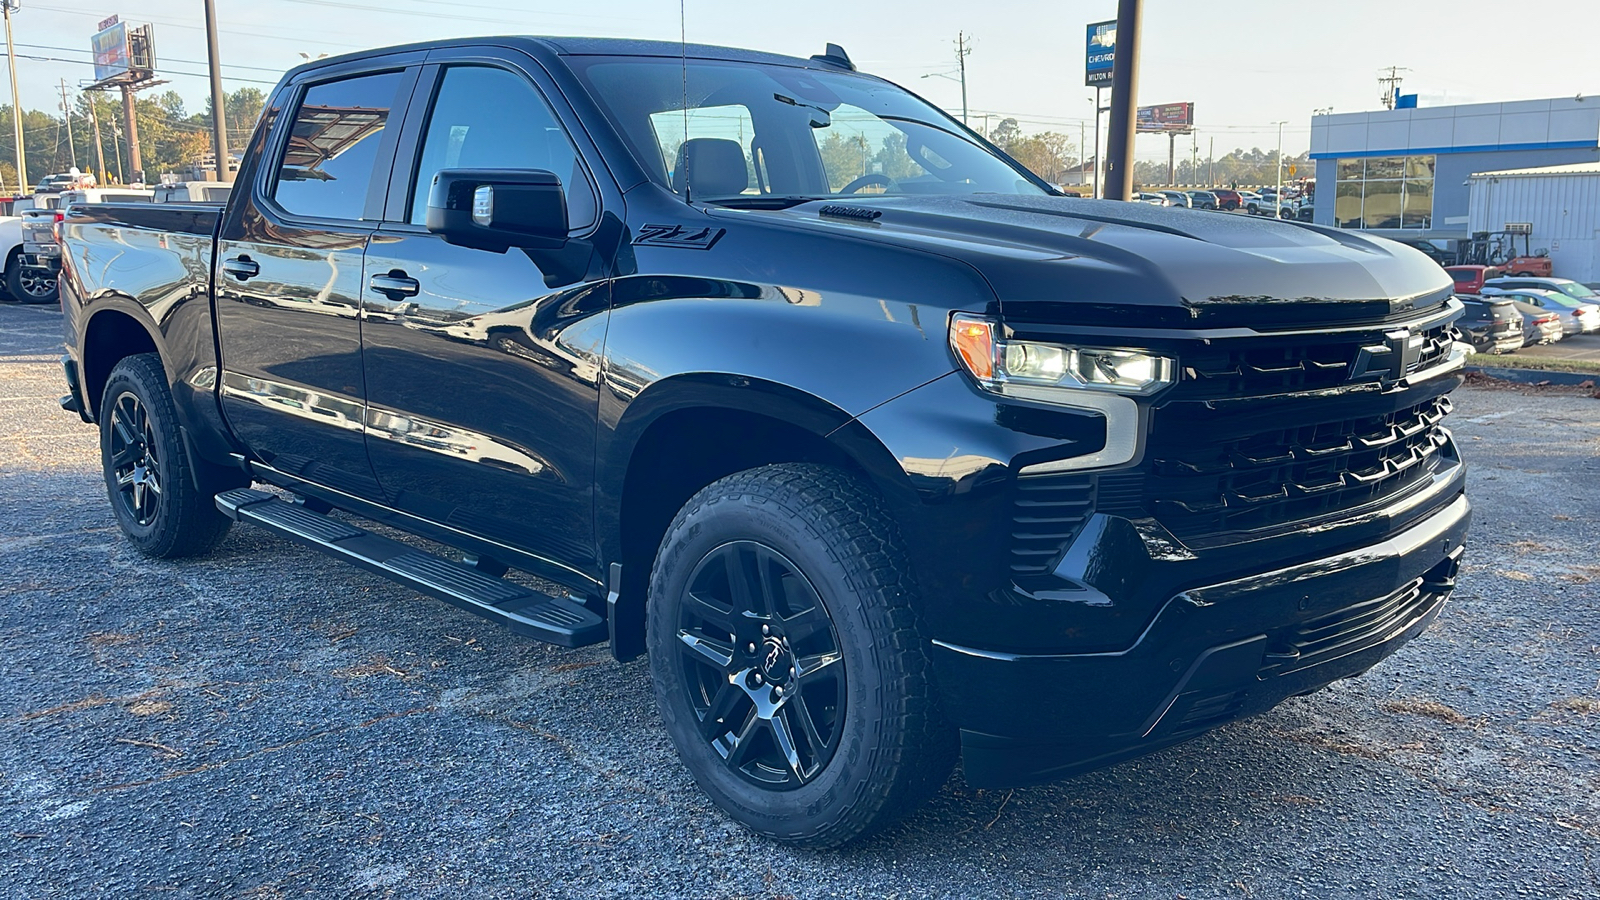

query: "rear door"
left=215, top=58, right=420, bottom=499
left=357, top=53, right=614, bottom=581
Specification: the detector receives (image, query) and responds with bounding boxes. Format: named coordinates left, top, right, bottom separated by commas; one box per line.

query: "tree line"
left=0, top=86, right=264, bottom=193
left=983, top=116, right=1313, bottom=189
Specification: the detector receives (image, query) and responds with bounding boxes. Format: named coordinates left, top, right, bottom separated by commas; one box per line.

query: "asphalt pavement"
left=1516, top=332, right=1600, bottom=362
left=2, top=301, right=1598, bottom=899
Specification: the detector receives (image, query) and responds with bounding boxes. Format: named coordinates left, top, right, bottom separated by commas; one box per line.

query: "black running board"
left=216, top=488, right=607, bottom=648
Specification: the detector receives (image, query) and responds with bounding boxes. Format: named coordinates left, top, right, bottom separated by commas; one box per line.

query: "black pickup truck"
left=58, top=37, right=1471, bottom=847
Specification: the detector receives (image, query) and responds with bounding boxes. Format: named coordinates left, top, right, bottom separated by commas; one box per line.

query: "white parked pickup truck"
left=17, top=188, right=155, bottom=303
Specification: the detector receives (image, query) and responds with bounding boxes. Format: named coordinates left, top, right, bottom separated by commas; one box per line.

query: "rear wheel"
left=100, top=353, right=234, bottom=558
left=647, top=463, right=956, bottom=847
left=7, top=261, right=58, bottom=304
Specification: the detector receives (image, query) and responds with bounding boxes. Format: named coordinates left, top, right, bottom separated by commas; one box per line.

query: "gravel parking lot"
left=3, top=301, right=1598, bottom=899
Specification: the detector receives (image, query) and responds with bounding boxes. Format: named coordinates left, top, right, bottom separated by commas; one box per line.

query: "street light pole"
left=204, top=0, right=232, bottom=182
left=3, top=0, right=26, bottom=192
left=1274, top=120, right=1287, bottom=216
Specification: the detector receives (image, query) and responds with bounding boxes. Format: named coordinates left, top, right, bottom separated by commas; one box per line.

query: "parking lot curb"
left=1466, top=365, right=1599, bottom=386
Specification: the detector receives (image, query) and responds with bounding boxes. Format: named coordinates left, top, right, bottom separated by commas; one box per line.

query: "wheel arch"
left=601, top=374, right=914, bottom=658
left=80, top=306, right=165, bottom=420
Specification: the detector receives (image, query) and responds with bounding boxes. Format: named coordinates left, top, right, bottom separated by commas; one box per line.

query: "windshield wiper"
left=703, top=195, right=825, bottom=210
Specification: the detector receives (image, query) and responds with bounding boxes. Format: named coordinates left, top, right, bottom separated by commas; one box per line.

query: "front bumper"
left=933, top=491, right=1470, bottom=788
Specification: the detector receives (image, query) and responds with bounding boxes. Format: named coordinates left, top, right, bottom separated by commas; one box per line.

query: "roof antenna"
left=680, top=0, right=691, bottom=203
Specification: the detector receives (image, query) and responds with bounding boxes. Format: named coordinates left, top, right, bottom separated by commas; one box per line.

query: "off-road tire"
left=647, top=463, right=957, bottom=848
left=100, top=353, right=234, bottom=558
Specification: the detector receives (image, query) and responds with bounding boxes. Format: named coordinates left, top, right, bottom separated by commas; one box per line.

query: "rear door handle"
left=369, top=271, right=420, bottom=300
left=222, top=256, right=259, bottom=280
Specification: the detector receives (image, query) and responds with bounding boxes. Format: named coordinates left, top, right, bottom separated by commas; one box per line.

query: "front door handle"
left=222, top=255, right=259, bottom=281
left=369, top=270, right=420, bottom=301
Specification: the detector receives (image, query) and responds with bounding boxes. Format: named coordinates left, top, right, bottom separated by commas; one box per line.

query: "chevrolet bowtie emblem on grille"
left=1350, top=328, right=1425, bottom=383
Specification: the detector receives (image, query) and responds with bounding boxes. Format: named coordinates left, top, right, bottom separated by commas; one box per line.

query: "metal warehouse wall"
left=1469, top=172, right=1600, bottom=283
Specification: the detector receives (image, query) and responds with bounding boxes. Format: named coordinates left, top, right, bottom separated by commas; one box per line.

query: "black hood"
left=753, top=195, right=1455, bottom=329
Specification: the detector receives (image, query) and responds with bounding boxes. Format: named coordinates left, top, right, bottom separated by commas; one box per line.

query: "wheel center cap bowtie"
left=758, top=635, right=795, bottom=686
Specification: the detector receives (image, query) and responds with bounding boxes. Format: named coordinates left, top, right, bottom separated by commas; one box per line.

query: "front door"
left=216, top=66, right=416, bottom=500
left=359, top=61, right=610, bottom=579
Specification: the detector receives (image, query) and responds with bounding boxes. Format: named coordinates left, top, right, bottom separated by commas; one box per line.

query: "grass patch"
left=1478, top=354, right=1600, bottom=376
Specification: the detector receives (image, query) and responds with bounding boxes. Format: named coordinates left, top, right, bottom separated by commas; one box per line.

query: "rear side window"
left=408, top=66, right=595, bottom=229
left=272, top=71, right=404, bottom=221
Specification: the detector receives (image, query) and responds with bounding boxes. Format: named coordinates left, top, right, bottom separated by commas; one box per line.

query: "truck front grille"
left=1004, top=314, right=1465, bottom=575
left=1173, top=320, right=1456, bottom=401
left=1143, top=395, right=1453, bottom=544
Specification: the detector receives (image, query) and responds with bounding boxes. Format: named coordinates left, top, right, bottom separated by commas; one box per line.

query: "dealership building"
left=1308, top=97, right=1600, bottom=259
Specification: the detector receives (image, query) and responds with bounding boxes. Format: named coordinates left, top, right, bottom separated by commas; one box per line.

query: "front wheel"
left=100, top=353, right=234, bottom=558
left=647, top=464, right=956, bottom=847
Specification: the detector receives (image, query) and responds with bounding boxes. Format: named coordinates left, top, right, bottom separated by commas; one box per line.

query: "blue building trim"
left=1310, top=139, right=1597, bottom=160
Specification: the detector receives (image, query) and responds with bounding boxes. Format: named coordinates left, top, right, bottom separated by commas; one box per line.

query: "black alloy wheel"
left=106, top=390, right=163, bottom=527
left=99, top=353, right=237, bottom=558
left=647, top=463, right=957, bottom=847
left=673, top=540, right=846, bottom=790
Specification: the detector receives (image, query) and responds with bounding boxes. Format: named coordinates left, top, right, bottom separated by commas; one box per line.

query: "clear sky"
left=9, top=0, right=1599, bottom=162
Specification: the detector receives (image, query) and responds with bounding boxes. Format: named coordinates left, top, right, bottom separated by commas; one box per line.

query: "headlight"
left=949, top=313, right=1175, bottom=396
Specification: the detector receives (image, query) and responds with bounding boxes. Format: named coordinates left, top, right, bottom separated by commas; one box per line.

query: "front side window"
left=273, top=71, right=404, bottom=220
left=573, top=57, right=1046, bottom=203
left=409, top=66, right=595, bottom=229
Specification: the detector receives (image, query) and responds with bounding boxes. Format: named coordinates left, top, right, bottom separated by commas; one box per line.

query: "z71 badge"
left=635, top=223, right=726, bottom=250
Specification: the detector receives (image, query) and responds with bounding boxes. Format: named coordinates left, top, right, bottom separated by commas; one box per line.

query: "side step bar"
left=216, top=488, right=607, bottom=648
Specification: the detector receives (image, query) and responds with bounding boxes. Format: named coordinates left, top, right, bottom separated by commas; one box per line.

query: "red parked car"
left=1211, top=188, right=1243, bottom=210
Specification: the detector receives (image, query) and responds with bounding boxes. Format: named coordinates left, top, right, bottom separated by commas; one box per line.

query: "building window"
left=1332, top=155, right=1435, bottom=230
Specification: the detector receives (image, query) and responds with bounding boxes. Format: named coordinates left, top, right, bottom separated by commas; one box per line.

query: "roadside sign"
left=91, top=21, right=130, bottom=83
left=1085, top=20, right=1115, bottom=87
left=1135, top=102, right=1194, bottom=133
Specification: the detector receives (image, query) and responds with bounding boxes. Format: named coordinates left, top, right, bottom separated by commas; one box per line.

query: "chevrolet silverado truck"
left=58, top=37, right=1471, bottom=848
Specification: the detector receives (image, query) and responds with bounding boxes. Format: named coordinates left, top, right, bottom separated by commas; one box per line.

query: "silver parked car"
left=1482, top=287, right=1600, bottom=335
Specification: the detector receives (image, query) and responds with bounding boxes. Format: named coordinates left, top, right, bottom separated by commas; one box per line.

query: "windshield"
left=1557, top=282, right=1598, bottom=299
left=570, top=56, right=1047, bottom=203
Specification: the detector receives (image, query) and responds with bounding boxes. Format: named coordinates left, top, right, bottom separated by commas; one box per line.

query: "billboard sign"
left=92, top=21, right=130, bottom=83
left=1137, top=102, right=1195, bottom=133
left=1085, top=20, right=1115, bottom=87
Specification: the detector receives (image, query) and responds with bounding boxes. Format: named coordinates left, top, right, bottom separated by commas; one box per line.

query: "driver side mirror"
left=425, top=168, right=568, bottom=252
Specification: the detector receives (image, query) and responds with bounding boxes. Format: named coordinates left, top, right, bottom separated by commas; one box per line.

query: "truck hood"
left=740, top=194, right=1454, bottom=329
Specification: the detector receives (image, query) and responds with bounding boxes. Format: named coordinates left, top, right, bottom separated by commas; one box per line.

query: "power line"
left=0, top=50, right=280, bottom=86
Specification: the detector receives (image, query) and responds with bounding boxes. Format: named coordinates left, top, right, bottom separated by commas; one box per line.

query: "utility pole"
left=3, top=0, right=26, bottom=192
left=120, top=84, right=141, bottom=183
left=955, top=31, right=971, bottom=125
left=1377, top=66, right=1408, bottom=110
left=87, top=92, right=105, bottom=184
left=204, top=0, right=231, bottom=182
left=110, top=117, right=124, bottom=184
left=1102, top=0, right=1142, bottom=200
left=1208, top=135, right=1214, bottom=186
left=59, top=78, right=76, bottom=170
left=1190, top=133, right=1198, bottom=185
